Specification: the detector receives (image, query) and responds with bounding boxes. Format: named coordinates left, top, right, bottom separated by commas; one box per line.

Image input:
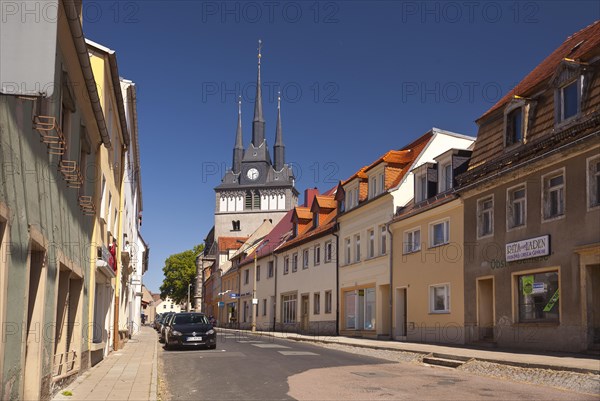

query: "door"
left=395, top=288, right=407, bottom=339
left=477, top=278, right=494, bottom=341
left=590, top=265, right=600, bottom=347
left=301, top=295, right=309, bottom=331
left=23, top=249, right=46, bottom=401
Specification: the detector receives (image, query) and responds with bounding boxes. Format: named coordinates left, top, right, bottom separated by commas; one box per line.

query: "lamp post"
left=251, top=251, right=257, bottom=332
left=187, top=283, right=192, bottom=312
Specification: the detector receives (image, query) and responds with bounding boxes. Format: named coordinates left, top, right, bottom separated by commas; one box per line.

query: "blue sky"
left=82, top=1, right=599, bottom=293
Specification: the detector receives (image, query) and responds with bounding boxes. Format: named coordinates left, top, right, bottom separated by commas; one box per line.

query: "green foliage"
left=61, top=391, right=73, bottom=397
left=160, top=244, right=204, bottom=304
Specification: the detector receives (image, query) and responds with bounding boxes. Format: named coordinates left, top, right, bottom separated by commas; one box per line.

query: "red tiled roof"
left=294, top=207, right=312, bottom=221
left=364, top=149, right=412, bottom=173
left=480, top=20, right=600, bottom=121
left=312, top=195, right=336, bottom=211
left=239, top=210, right=294, bottom=266
left=218, top=236, right=248, bottom=252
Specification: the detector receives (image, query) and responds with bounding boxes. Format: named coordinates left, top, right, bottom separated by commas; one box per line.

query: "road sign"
left=218, top=301, right=224, bottom=307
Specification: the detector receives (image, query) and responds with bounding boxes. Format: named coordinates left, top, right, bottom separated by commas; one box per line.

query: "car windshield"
left=173, top=314, right=209, bottom=325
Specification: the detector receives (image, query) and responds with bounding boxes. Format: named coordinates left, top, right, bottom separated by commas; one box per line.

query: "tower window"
left=245, top=191, right=261, bottom=210
left=232, top=220, right=241, bottom=231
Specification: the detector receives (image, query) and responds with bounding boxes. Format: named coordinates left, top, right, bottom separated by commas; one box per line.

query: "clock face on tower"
left=247, top=168, right=259, bottom=181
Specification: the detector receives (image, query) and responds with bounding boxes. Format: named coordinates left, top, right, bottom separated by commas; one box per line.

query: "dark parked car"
left=153, top=314, right=164, bottom=331
left=159, top=312, right=176, bottom=342
left=164, top=313, right=217, bottom=350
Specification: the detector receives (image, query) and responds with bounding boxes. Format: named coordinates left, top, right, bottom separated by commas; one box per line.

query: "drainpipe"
left=333, top=229, right=340, bottom=336
left=386, top=221, right=394, bottom=340
left=272, top=254, right=278, bottom=332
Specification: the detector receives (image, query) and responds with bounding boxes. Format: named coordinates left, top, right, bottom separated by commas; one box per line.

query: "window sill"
left=428, top=242, right=449, bottom=249
left=513, top=321, right=559, bottom=327
left=403, top=249, right=421, bottom=255
left=507, top=224, right=526, bottom=233
left=477, top=233, right=494, bottom=240
left=429, top=311, right=450, bottom=315
left=542, top=214, right=565, bottom=223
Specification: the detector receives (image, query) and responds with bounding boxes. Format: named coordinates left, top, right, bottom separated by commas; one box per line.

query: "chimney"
left=304, top=187, right=319, bottom=207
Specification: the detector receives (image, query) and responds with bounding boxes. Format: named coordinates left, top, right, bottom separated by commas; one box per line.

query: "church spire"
left=252, top=39, right=265, bottom=147
left=232, top=96, right=243, bottom=174
left=274, top=91, right=285, bottom=171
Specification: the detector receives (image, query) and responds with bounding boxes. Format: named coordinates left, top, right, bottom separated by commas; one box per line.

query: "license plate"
left=186, top=336, right=202, bottom=341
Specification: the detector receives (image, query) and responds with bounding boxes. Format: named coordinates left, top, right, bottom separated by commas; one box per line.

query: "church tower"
left=214, top=40, right=298, bottom=240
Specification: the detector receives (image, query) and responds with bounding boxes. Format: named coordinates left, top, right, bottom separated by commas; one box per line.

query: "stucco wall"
left=390, top=199, right=466, bottom=344
left=461, top=144, right=600, bottom=352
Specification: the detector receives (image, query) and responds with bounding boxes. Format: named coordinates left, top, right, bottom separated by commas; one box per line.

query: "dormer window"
left=559, top=80, right=579, bottom=122
left=415, top=174, right=427, bottom=202
left=313, top=212, right=319, bottom=228
left=439, top=163, right=452, bottom=192
left=506, top=107, right=523, bottom=146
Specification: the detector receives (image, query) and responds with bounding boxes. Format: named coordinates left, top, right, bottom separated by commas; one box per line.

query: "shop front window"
left=344, top=288, right=376, bottom=330
left=518, top=271, right=559, bottom=322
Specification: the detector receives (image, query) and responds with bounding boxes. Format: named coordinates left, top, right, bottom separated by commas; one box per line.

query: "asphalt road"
left=159, top=331, right=598, bottom=401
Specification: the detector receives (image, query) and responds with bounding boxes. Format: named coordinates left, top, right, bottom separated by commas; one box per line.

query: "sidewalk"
left=222, top=328, right=600, bottom=374
left=53, top=327, right=158, bottom=401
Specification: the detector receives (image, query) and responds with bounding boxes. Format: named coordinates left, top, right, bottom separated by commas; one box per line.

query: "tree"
left=160, top=244, right=204, bottom=304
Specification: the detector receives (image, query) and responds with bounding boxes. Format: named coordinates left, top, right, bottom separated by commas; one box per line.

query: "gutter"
left=127, top=83, right=143, bottom=209
left=64, top=2, right=111, bottom=147
left=85, top=38, right=131, bottom=148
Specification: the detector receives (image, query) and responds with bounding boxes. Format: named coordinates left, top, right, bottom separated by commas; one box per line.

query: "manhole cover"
left=351, top=371, right=397, bottom=378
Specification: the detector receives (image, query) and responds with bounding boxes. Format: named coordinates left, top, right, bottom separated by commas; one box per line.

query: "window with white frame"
left=302, top=249, right=309, bottom=269
left=439, top=163, right=453, bottom=192
left=404, top=228, right=421, bottom=253
left=325, top=290, right=332, bottom=314
left=355, top=234, right=361, bottom=262
left=380, top=225, right=387, bottom=255
left=367, top=229, right=374, bottom=258
left=558, top=79, right=580, bottom=123
left=282, top=294, right=297, bottom=323
left=543, top=170, right=565, bottom=220
left=314, top=244, right=321, bottom=265
left=588, top=156, right=600, bottom=209
left=344, top=288, right=376, bottom=330
left=345, top=238, right=351, bottom=264
left=508, top=185, right=526, bottom=229
left=292, top=253, right=298, bottom=272
left=283, top=256, right=289, bottom=275
left=325, top=240, right=333, bottom=263
left=379, top=172, right=385, bottom=194
left=477, top=196, right=494, bottom=237
left=430, top=284, right=450, bottom=313
left=430, top=220, right=449, bottom=247
left=314, top=292, right=320, bottom=315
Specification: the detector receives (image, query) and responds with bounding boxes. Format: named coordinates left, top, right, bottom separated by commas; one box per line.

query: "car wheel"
left=208, top=344, right=216, bottom=350
left=164, top=338, right=170, bottom=350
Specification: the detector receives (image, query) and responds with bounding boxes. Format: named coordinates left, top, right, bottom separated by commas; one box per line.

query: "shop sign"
left=506, top=235, right=550, bottom=262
